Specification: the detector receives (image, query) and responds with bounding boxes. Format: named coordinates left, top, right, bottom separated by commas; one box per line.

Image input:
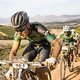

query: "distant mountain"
left=0, top=15, right=80, bottom=24
left=0, top=17, right=10, bottom=25
left=30, top=15, right=80, bottom=22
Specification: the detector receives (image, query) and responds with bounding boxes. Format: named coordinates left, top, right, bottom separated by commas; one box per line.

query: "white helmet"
left=63, top=25, right=71, bottom=32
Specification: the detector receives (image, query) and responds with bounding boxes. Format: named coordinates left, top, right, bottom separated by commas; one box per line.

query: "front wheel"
left=21, top=67, right=51, bottom=80
left=0, top=66, right=9, bottom=80
left=60, top=52, right=66, bottom=80
left=21, top=70, right=38, bottom=80
left=0, top=73, right=8, bottom=80
left=68, top=50, right=74, bottom=72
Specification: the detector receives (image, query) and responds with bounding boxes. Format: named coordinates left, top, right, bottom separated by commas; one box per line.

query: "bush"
left=0, top=36, right=14, bottom=40
left=75, top=26, right=80, bottom=35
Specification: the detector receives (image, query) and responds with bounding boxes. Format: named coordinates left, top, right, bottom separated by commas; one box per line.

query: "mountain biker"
left=57, top=25, right=79, bottom=71
left=57, top=25, right=79, bottom=46
left=9, top=11, right=61, bottom=66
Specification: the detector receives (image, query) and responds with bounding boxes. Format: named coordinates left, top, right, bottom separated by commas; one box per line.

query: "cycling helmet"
left=63, top=25, right=71, bottom=32
left=11, top=11, right=29, bottom=31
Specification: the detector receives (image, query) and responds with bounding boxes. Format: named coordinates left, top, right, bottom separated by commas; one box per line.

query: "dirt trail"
left=50, top=29, right=62, bottom=35
left=51, top=60, right=80, bottom=80
left=50, top=29, right=80, bottom=80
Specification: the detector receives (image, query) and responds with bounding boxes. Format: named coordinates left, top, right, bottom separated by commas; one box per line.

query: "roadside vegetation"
left=75, top=25, right=80, bottom=34
left=0, top=25, right=15, bottom=40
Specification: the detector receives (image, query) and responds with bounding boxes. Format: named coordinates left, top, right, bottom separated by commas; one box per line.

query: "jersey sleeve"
left=57, top=32, right=64, bottom=39
left=44, top=31, right=56, bottom=43
left=14, top=32, right=22, bottom=42
left=72, top=32, right=79, bottom=40
left=30, top=22, right=56, bottom=43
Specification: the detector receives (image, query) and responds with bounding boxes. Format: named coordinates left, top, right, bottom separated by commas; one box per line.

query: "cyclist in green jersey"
left=57, top=25, right=79, bottom=44
left=57, top=25, right=79, bottom=54
left=9, top=11, right=61, bottom=66
left=57, top=25, right=79, bottom=60
left=57, top=25, right=79, bottom=71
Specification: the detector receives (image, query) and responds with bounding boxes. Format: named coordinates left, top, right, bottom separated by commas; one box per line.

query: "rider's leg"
left=74, top=46, right=78, bottom=62
left=75, top=37, right=80, bottom=57
left=38, top=45, right=51, bottom=62
left=22, top=43, right=37, bottom=61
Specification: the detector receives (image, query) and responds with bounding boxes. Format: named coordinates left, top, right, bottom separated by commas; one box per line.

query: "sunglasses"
left=15, top=27, right=26, bottom=32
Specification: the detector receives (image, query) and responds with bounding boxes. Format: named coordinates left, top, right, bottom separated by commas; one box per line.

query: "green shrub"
left=75, top=26, right=80, bottom=35
left=0, top=26, right=15, bottom=37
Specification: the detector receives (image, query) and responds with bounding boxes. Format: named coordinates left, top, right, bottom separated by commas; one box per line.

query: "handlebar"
left=0, top=59, right=50, bottom=80
left=0, top=60, right=46, bottom=69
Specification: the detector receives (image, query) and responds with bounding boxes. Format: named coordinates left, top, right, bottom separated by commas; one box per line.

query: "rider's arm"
left=9, top=41, right=21, bottom=60
left=44, top=31, right=61, bottom=58
left=72, top=32, right=79, bottom=46
left=57, top=32, right=64, bottom=43
left=78, top=35, right=80, bottom=44
left=9, top=32, right=21, bottom=60
left=34, top=23, right=61, bottom=59
left=44, top=31, right=61, bottom=65
left=72, top=32, right=79, bottom=40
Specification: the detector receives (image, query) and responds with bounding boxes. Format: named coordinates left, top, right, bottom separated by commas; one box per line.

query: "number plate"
left=13, top=63, right=28, bottom=69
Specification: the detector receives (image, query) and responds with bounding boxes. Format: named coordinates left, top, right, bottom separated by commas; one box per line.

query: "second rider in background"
left=57, top=25, right=79, bottom=71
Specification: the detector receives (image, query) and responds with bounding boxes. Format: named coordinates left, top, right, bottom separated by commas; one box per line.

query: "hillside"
left=0, top=15, right=80, bottom=24
left=30, top=15, right=80, bottom=22
left=0, top=26, right=15, bottom=37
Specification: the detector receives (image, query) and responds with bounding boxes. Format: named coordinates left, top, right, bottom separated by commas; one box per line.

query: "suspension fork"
left=17, top=69, right=22, bottom=80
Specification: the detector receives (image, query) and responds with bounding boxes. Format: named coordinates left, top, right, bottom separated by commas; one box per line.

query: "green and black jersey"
left=14, top=22, right=56, bottom=44
left=57, top=31, right=79, bottom=43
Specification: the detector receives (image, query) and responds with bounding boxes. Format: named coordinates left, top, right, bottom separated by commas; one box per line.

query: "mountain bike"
left=60, top=42, right=75, bottom=80
left=0, top=58, right=51, bottom=80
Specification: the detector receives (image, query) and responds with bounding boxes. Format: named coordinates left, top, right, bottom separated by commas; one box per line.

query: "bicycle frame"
left=60, top=42, right=76, bottom=80
left=60, top=43, right=69, bottom=80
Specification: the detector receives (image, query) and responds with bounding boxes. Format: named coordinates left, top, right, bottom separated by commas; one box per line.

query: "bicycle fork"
left=17, top=69, right=23, bottom=80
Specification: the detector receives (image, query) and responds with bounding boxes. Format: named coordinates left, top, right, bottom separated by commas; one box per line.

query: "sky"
left=0, top=0, right=80, bottom=18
